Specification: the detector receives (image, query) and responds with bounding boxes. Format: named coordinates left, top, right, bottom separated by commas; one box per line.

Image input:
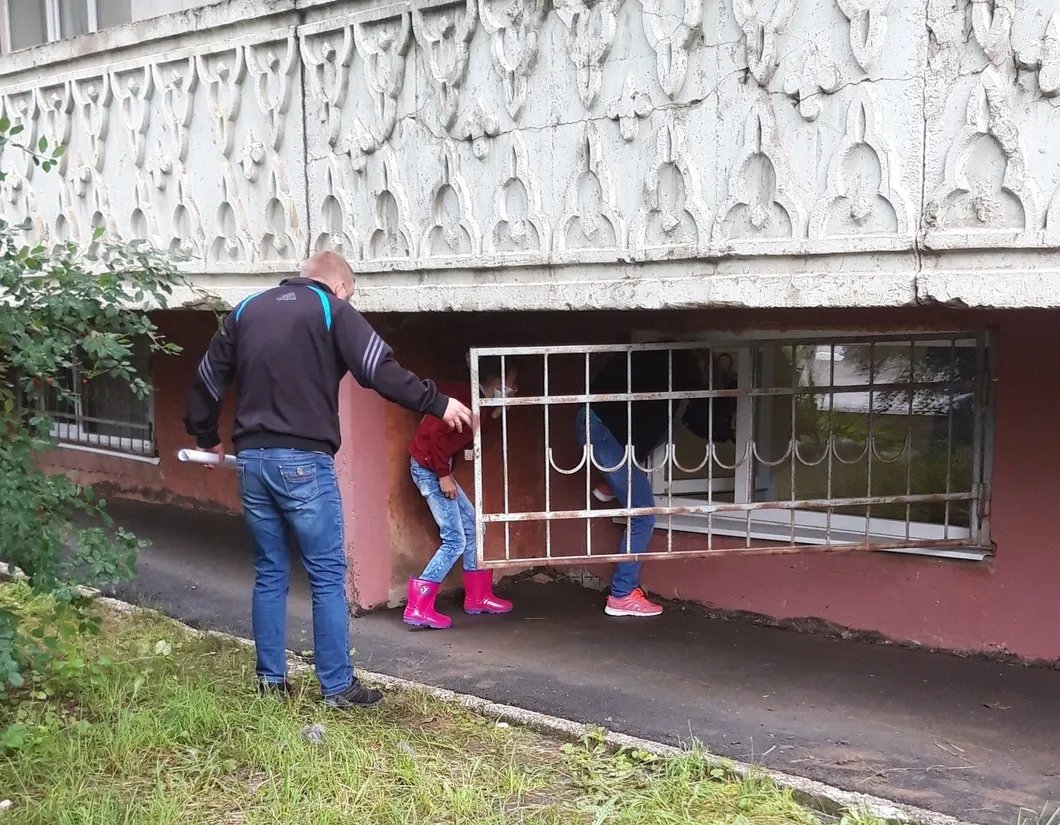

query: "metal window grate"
left=35, top=340, right=155, bottom=458
left=470, top=335, right=992, bottom=569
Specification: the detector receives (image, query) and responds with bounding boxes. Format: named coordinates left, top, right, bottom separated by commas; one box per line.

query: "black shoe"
left=323, top=681, right=383, bottom=709
left=258, top=679, right=292, bottom=697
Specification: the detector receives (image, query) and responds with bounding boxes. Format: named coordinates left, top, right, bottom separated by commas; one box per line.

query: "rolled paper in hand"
left=177, top=449, right=237, bottom=469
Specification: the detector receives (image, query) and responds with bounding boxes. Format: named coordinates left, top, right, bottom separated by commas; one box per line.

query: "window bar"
left=744, top=349, right=754, bottom=547
left=666, top=347, right=673, bottom=557
left=471, top=350, right=485, bottom=566
left=500, top=353, right=511, bottom=563
left=825, top=343, right=836, bottom=545
left=904, top=340, right=915, bottom=542
left=731, top=349, right=753, bottom=548
left=944, top=339, right=955, bottom=540
left=790, top=345, right=797, bottom=548
left=625, top=348, right=633, bottom=556
left=543, top=352, right=552, bottom=561
left=969, top=335, right=987, bottom=542
left=584, top=351, right=592, bottom=560
left=707, top=348, right=715, bottom=552
left=865, top=342, right=875, bottom=545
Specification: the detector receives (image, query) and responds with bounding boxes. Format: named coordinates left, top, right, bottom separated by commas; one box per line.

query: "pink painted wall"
left=372, top=308, right=1060, bottom=662
left=334, top=376, right=398, bottom=608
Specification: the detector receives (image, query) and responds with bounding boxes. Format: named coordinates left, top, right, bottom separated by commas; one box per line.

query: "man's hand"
left=439, top=475, right=459, bottom=500
left=442, top=397, right=474, bottom=433
left=202, top=443, right=226, bottom=470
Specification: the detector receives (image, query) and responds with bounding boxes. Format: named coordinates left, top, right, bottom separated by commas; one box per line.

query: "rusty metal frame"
left=470, top=335, right=991, bottom=570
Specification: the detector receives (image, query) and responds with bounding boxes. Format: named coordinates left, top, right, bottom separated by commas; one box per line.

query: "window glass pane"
left=99, top=0, right=131, bottom=29
left=752, top=338, right=979, bottom=532
left=80, top=337, right=152, bottom=452
left=8, top=1, right=47, bottom=50
left=58, top=0, right=91, bottom=38
left=658, top=347, right=740, bottom=501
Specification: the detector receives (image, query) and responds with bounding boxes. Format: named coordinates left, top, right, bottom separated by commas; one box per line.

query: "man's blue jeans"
left=410, top=458, right=479, bottom=583
left=237, top=448, right=353, bottom=697
left=574, top=408, right=656, bottom=597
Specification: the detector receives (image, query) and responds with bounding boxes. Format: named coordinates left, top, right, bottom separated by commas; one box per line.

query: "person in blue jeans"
left=185, top=251, right=472, bottom=709
left=577, top=349, right=711, bottom=617
left=403, top=357, right=519, bottom=628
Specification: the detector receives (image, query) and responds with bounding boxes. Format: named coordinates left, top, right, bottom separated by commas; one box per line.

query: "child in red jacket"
left=403, top=357, right=518, bottom=629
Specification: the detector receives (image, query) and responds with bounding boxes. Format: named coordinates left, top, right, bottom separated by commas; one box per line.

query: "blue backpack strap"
left=305, top=284, right=333, bottom=331
left=233, top=292, right=260, bottom=322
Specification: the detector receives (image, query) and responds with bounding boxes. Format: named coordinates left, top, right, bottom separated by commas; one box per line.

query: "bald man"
left=185, top=251, right=472, bottom=709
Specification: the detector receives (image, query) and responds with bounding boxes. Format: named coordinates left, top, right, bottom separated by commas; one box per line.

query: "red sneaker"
left=592, top=483, right=616, bottom=503
left=604, top=588, right=663, bottom=617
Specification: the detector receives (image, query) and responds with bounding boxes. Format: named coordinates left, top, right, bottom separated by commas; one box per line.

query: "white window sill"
left=605, top=498, right=989, bottom=562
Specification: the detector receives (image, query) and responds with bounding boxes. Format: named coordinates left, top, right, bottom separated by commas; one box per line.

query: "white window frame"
left=636, top=330, right=992, bottom=561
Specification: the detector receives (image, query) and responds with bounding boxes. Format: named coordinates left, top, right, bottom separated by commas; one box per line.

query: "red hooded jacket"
left=407, top=382, right=478, bottom=476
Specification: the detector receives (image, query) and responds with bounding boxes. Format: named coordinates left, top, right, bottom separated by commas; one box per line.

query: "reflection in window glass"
left=58, top=0, right=92, bottom=38
left=8, top=2, right=47, bottom=50
left=99, top=0, right=131, bottom=29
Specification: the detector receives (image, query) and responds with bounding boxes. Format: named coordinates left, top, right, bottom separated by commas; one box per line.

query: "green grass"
left=0, top=585, right=878, bottom=825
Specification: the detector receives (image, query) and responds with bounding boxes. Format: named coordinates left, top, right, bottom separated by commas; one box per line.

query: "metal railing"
left=470, top=335, right=991, bottom=569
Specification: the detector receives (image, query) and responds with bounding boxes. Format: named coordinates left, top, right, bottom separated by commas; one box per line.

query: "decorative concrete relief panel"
left=714, top=96, right=807, bottom=251
left=365, top=146, right=416, bottom=264
left=554, top=0, right=623, bottom=109
left=606, top=75, right=651, bottom=142
left=313, top=159, right=359, bottom=258
left=423, top=144, right=482, bottom=261
left=784, top=45, right=842, bottom=121
left=641, top=0, right=702, bottom=98
left=1016, top=7, right=1060, bottom=97
left=630, top=112, right=709, bottom=259
left=837, top=0, right=891, bottom=71
left=197, top=46, right=254, bottom=265
left=353, top=14, right=413, bottom=148
left=555, top=120, right=625, bottom=261
left=412, top=0, right=478, bottom=132
left=154, top=56, right=201, bottom=259
left=68, top=77, right=112, bottom=247
left=300, top=24, right=355, bottom=149
left=457, top=100, right=500, bottom=159
left=1, top=0, right=1060, bottom=310
left=488, top=133, right=551, bottom=260
left=112, top=67, right=162, bottom=246
left=971, top=0, right=1016, bottom=66
left=0, top=92, right=46, bottom=244
left=732, top=0, right=796, bottom=87
left=923, top=65, right=1043, bottom=249
left=810, top=88, right=912, bottom=251
left=247, top=36, right=307, bottom=263
left=1046, top=186, right=1060, bottom=246
left=480, top=0, right=546, bottom=119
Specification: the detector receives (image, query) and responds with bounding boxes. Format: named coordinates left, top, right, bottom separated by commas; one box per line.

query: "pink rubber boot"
left=463, top=570, right=514, bottom=615
left=403, top=578, right=452, bottom=629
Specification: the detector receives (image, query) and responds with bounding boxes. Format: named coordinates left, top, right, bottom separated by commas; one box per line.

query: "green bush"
left=0, top=118, right=182, bottom=698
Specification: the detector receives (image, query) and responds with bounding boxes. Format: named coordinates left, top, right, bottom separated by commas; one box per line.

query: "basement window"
left=38, top=337, right=155, bottom=458
left=645, top=334, right=991, bottom=560
left=469, top=334, right=993, bottom=569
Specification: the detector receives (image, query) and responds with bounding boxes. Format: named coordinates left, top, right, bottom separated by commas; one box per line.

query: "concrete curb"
left=77, top=591, right=974, bottom=825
